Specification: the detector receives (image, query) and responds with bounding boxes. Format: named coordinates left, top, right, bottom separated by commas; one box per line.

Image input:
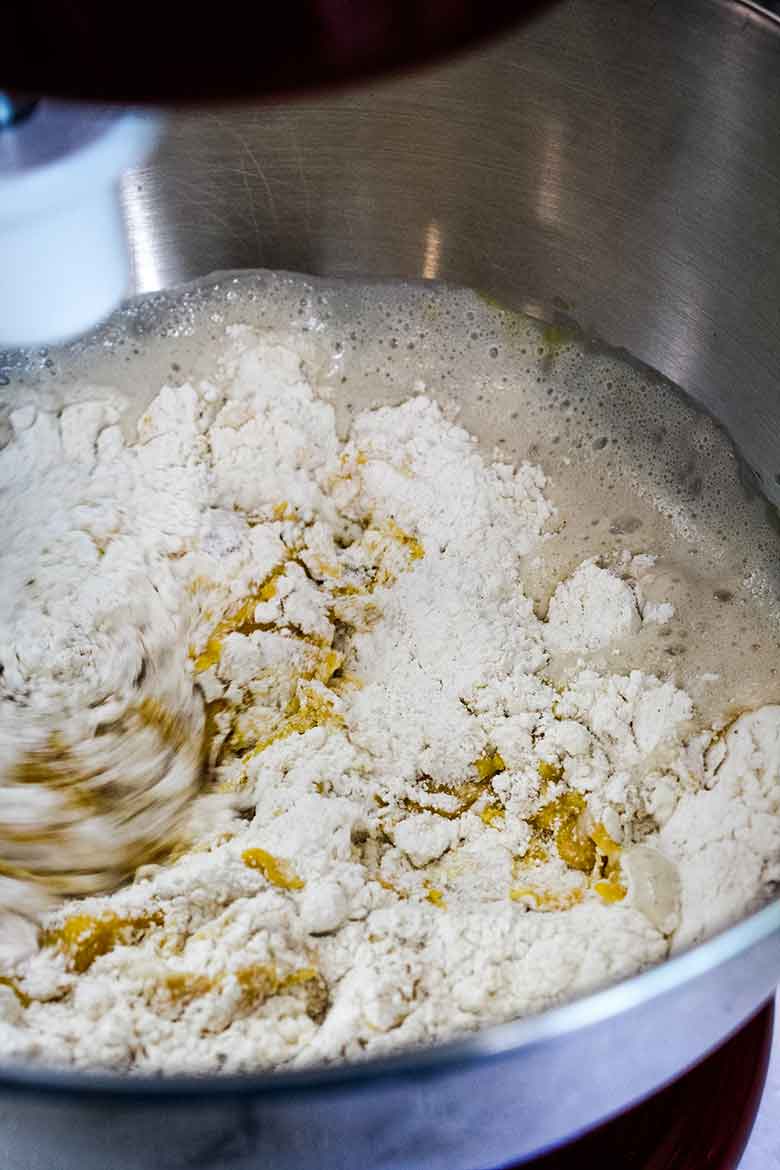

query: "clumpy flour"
left=0, top=274, right=778, bottom=1074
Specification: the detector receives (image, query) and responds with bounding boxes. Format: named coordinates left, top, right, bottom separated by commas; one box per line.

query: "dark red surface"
left=509, top=1001, right=774, bottom=1170
left=2, top=1, right=559, bottom=104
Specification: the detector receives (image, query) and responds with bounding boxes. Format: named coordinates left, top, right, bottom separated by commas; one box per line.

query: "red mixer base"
left=510, top=1000, right=774, bottom=1170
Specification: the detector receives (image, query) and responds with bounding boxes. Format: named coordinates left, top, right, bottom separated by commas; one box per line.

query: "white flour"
left=0, top=323, right=778, bottom=1073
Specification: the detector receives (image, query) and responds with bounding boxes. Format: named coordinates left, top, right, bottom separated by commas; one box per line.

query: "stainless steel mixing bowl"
left=3, top=1, right=780, bottom=1166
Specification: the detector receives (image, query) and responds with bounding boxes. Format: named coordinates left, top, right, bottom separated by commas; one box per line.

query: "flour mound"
left=0, top=326, right=777, bottom=1074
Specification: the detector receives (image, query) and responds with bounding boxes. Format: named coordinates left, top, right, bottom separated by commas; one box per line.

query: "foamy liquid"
left=3, top=269, right=779, bottom=730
